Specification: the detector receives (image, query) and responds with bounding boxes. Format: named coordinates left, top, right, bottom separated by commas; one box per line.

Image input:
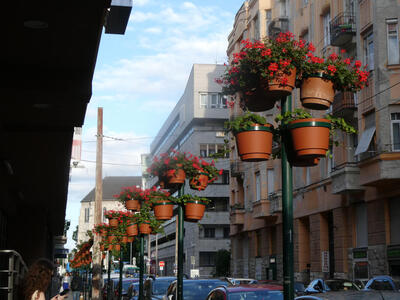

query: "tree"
left=214, top=249, right=230, bottom=276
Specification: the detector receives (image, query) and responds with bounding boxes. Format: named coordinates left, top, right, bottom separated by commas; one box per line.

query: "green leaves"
left=224, top=111, right=267, bottom=133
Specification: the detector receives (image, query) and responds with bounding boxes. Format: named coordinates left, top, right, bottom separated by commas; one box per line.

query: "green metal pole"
left=107, top=251, right=111, bottom=300
left=177, top=185, right=184, bottom=300
left=118, top=245, right=123, bottom=300
left=281, top=95, right=294, bottom=300
left=139, top=234, right=144, bottom=300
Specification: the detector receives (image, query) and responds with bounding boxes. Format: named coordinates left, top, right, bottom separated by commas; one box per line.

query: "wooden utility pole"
left=92, top=107, right=103, bottom=300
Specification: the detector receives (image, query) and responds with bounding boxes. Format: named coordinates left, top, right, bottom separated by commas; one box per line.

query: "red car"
left=206, top=284, right=284, bottom=300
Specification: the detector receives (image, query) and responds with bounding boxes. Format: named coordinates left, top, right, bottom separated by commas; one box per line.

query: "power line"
left=79, top=159, right=143, bottom=167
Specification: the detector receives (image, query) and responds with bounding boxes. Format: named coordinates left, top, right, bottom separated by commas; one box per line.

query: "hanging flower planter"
left=235, top=123, right=273, bottom=162
left=127, top=236, right=134, bottom=243
left=139, top=221, right=152, bottom=234
left=108, top=218, right=118, bottom=227
left=108, top=235, right=116, bottom=244
left=114, top=244, right=121, bottom=251
left=300, top=73, right=335, bottom=110
left=108, top=244, right=114, bottom=251
left=166, top=167, right=186, bottom=185
left=189, top=172, right=209, bottom=191
left=122, top=235, right=128, bottom=244
left=125, top=199, right=140, bottom=211
left=126, top=223, right=138, bottom=236
left=185, top=200, right=207, bottom=221
left=287, top=118, right=331, bottom=159
left=267, top=68, right=297, bottom=99
left=153, top=198, right=174, bottom=220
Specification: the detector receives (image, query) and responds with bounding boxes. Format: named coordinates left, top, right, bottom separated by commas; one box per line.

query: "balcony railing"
left=359, top=75, right=375, bottom=113
left=330, top=12, right=356, bottom=47
left=332, top=91, right=356, bottom=116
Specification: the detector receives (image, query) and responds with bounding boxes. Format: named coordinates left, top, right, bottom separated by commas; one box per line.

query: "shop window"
left=387, top=19, right=399, bottom=65
left=390, top=197, right=400, bottom=244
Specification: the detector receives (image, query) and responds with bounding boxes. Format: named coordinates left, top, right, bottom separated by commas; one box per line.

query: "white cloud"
left=145, top=27, right=162, bottom=34
left=134, top=0, right=149, bottom=6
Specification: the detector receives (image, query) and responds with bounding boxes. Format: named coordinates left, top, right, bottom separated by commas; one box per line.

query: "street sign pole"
left=107, top=251, right=111, bottom=300
left=281, top=95, right=294, bottom=300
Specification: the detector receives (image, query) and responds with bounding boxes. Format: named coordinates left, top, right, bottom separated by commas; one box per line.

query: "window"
left=199, top=144, right=228, bottom=158
left=356, top=203, right=368, bottom=247
left=211, top=171, right=230, bottom=185
left=323, top=12, right=331, bottom=48
left=355, top=112, right=376, bottom=156
left=265, top=9, right=272, bottom=36
left=364, top=31, right=374, bottom=71
left=256, top=231, right=262, bottom=257
left=390, top=197, right=400, bottom=244
left=204, top=227, right=215, bottom=238
left=391, top=113, right=400, bottom=151
left=200, top=252, right=216, bottom=266
left=206, top=197, right=229, bottom=211
left=199, top=93, right=227, bottom=109
left=84, top=207, right=90, bottom=223
left=253, top=14, right=260, bottom=40
left=223, top=227, right=230, bottom=238
left=267, top=169, right=274, bottom=195
left=387, top=19, right=399, bottom=65
left=102, top=207, right=107, bottom=222
left=255, top=172, right=261, bottom=201
left=303, top=0, right=308, bottom=6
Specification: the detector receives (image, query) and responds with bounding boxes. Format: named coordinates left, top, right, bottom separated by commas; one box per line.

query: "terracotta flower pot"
left=235, top=124, right=273, bottom=162
left=108, top=244, right=114, bottom=251
left=114, top=244, right=121, bottom=252
left=268, top=68, right=296, bottom=99
left=185, top=200, right=207, bottom=221
left=288, top=118, right=331, bottom=159
left=166, top=168, right=186, bottom=185
left=153, top=199, right=174, bottom=220
left=126, top=223, right=138, bottom=236
left=291, top=157, right=321, bottom=167
left=122, top=235, right=128, bottom=244
left=189, top=173, right=209, bottom=191
left=100, top=230, right=107, bottom=237
left=125, top=199, right=140, bottom=211
left=240, top=68, right=296, bottom=112
left=108, top=235, right=116, bottom=244
left=300, top=74, right=335, bottom=110
left=127, top=236, right=134, bottom=243
left=109, top=218, right=118, bottom=227
left=139, top=222, right=151, bottom=234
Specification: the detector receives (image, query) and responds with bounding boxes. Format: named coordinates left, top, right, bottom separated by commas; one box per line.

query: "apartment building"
left=143, top=64, right=231, bottom=277
left=228, top=0, right=400, bottom=283
left=77, top=176, right=142, bottom=243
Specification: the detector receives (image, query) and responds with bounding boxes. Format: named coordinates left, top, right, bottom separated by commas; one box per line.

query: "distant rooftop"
left=81, top=176, right=142, bottom=202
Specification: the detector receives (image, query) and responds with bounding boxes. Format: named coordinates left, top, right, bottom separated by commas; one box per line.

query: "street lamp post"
left=107, top=251, right=112, bottom=300
left=139, top=234, right=145, bottom=300
left=280, top=96, right=294, bottom=300
left=177, top=186, right=184, bottom=300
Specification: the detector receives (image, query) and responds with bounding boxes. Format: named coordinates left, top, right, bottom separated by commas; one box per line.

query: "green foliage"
left=175, top=194, right=211, bottom=205
left=224, top=111, right=268, bottom=134
left=214, top=249, right=231, bottom=277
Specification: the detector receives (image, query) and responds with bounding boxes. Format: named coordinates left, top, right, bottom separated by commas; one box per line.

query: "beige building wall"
left=228, top=0, right=400, bottom=282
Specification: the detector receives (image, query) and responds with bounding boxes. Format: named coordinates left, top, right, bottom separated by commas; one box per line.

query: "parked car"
left=296, top=290, right=400, bottom=299
left=115, top=278, right=139, bottom=299
left=226, top=277, right=258, bottom=285
left=163, top=279, right=229, bottom=300
left=103, top=277, right=119, bottom=300
left=305, top=279, right=360, bottom=294
left=364, top=275, right=400, bottom=291
left=353, top=279, right=368, bottom=290
left=143, top=276, right=177, bottom=300
left=207, top=284, right=283, bottom=300
left=258, top=280, right=306, bottom=296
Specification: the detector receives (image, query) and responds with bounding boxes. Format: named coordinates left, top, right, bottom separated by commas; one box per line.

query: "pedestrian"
left=61, top=272, right=71, bottom=292
left=19, top=258, right=67, bottom=300
left=70, top=272, right=83, bottom=300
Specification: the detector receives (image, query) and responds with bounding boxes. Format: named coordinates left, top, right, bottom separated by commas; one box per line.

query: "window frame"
left=323, top=12, right=331, bottom=48
left=267, top=169, right=274, bottom=196
left=387, top=19, right=399, bottom=65
left=391, top=112, right=400, bottom=151
left=204, top=227, right=216, bottom=238
left=255, top=171, right=261, bottom=201
left=84, top=207, right=90, bottom=223
left=364, top=31, right=374, bottom=71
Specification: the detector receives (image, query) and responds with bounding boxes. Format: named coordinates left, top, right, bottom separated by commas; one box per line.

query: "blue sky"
left=65, top=0, right=245, bottom=250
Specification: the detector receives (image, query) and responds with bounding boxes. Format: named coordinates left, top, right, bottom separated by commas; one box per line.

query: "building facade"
left=144, top=64, right=231, bottom=277
left=77, top=176, right=142, bottom=243
left=228, top=0, right=400, bottom=283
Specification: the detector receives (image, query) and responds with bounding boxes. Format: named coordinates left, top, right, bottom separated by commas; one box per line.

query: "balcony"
left=269, top=191, right=282, bottom=214
left=330, top=12, right=356, bottom=47
left=332, top=91, right=356, bottom=118
left=252, top=199, right=278, bottom=223
left=359, top=75, right=375, bottom=113
left=330, top=162, right=364, bottom=194
left=230, top=205, right=245, bottom=225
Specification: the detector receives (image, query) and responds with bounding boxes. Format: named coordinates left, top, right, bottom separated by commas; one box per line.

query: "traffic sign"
left=159, top=261, right=165, bottom=267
